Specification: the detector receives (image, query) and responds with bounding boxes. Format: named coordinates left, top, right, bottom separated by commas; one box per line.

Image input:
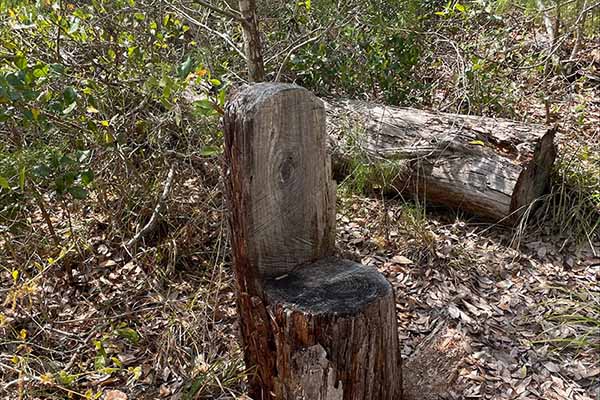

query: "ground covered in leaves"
left=338, top=194, right=599, bottom=400
left=1, top=185, right=598, bottom=399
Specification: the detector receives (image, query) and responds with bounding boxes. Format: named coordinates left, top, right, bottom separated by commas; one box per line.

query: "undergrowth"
left=537, top=144, right=600, bottom=244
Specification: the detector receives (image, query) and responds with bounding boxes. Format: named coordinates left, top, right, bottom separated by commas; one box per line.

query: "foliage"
left=0, top=0, right=225, bottom=234
left=540, top=145, right=600, bottom=242
left=260, top=0, right=427, bottom=104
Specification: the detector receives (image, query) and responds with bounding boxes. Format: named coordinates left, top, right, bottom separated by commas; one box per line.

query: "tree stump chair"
left=224, top=83, right=402, bottom=400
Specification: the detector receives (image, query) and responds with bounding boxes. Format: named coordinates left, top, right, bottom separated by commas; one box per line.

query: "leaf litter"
left=336, top=192, right=599, bottom=400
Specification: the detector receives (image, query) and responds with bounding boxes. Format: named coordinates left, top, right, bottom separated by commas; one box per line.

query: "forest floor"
left=2, top=33, right=600, bottom=400
left=2, top=90, right=599, bottom=400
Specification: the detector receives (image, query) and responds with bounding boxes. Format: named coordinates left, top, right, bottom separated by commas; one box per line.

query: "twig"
left=33, top=190, right=60, bottom=247
left=125, top=163, right=177, bottom=248
left=275, top=31, right=327, bottom=82
left=191, top=0, right=249, bottom=27
left=171, top=4, right=247, bottom=61
left=265, top=26, right=324, bottom=65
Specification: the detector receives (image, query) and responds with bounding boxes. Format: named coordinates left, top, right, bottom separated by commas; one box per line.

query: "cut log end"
left=264, top=258, right=402, bottom=400
left=511, top=127, right=557, bottom=219
left=265, top=257, right=392, bottom=315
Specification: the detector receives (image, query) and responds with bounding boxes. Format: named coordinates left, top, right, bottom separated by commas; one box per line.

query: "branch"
left=190, top=0, right=250, bottom=28
left=171, top=4, right=247, bottom=61
left=125, top=163, right=176, bottom=248
left=274, top=33, right=324, bottom=82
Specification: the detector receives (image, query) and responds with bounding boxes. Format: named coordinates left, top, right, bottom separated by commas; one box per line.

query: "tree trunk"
left=327, top=101, right=557, bottom=223
left=265, top=258, right=402, bottom=400
left=239, top=0, right=265, bottom=81
left=224, top=83, right=402, bottom=399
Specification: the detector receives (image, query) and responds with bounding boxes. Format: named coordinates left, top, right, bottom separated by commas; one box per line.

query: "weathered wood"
left=225, top=83, right=336, bottom=281
left=402, top=321, right=470, bottom=400
left=265, top=258, right=402, bottom=400
left=224, top=83, right=402, bottom=399
left=327, top=101, right=557, bottom=222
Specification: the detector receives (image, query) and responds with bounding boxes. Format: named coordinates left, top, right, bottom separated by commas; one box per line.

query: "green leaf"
left=129, top=366, right=142, bottom=381
left=177, top=55, right=194, bottom=79
left=32, top=164, right=51, bottom=177
left=454, top=3, right=466, bottom=12
left=116, top=327, right=140, bottom=345
left=93, top=340, right=107, bottom=370
left=81, top=170, right=94, bottom=185
left=57, top=370, right=75, bottom=386
left=49, top=63, right=65, bottom=74
left=111, top=357, right=123, bottom=368
left=199, top=145, right=222, bottom=157
left=192, top=99, right=216, bottom=117
left=98, top=367, right=119, bottom=374
left=94, top=352, right=106, bottom=370
left=63, top=86, right=77, bottom=104
left=218, top=89, right=226, bottom=107
left=469, top=140, right=485, bottom=146
left=14, top=53, right=27, bottom=70
left=68, top=186, right=88, bottom=199
left=0, top=176, right=9, bottom=189
left=33, top=66, right=48, bottom=78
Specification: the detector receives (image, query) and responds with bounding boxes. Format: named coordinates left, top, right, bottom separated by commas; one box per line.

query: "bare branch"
left=171, top=4, right=247, bottom=61
left=125, top=163, right=177, bottom=249
left=190, top=0, right=249, bottom=27
left=274, top=33, right=324, bottom=82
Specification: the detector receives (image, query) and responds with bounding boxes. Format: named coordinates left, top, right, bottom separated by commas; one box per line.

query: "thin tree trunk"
left=570, top=0, right=588, bottom=60
left=238, top=0, right=265, bottom=81
left=536, top=0, right=556, bottom=45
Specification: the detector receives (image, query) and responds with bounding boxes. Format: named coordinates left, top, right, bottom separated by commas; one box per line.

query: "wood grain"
left=225, top=83, right=336, bottom=280
left=224, top=84, right=402, bottom=400
left=327, top=101, right=556, bottom=222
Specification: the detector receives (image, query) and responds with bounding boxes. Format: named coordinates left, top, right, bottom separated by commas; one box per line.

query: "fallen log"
left=326, top=101, right=557, bottom=223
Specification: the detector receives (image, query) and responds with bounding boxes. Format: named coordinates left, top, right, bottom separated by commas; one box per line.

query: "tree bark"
left=264, top=258, right=402, bottom=400
left=224, top=83, right=402, bottom=399
left=239, top=0, right=265, bottom=81
left=327, top=101, right=557, bottom=223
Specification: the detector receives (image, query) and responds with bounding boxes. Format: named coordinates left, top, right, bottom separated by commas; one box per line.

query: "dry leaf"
left=105, top=390, right=128, bottom=400
left=391, top=255, right=413, bottom=265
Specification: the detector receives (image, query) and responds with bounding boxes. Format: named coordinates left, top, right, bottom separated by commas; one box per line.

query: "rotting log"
left=224, top=83, right=402, bottom=400
left=326, top=101, right=557, bottom=223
